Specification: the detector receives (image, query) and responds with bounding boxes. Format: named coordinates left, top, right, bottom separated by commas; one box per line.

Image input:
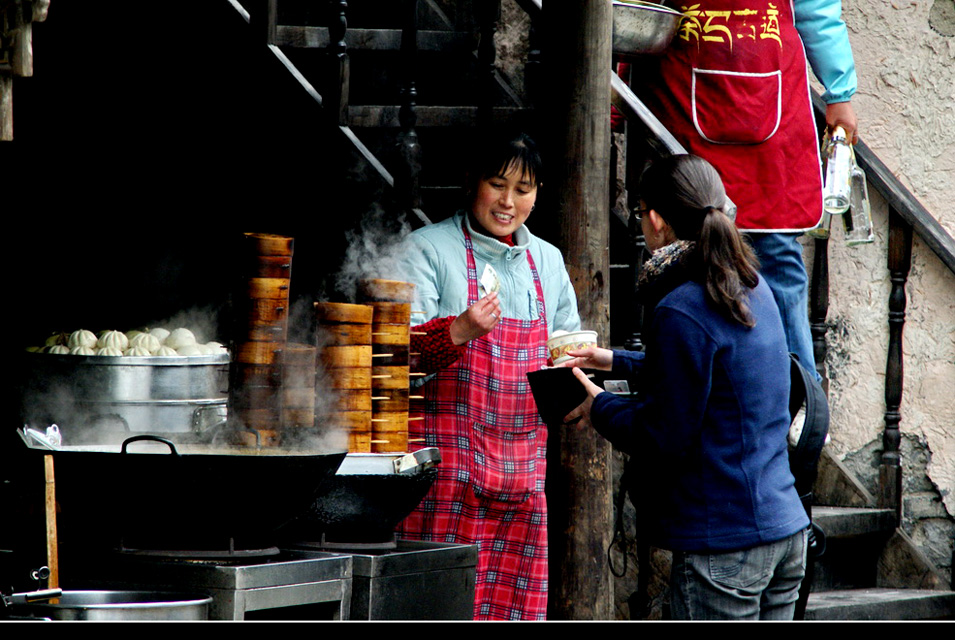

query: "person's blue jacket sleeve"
left=795, top=0, right=857, bottom=103
left=591, top=307, right=716, bottom=458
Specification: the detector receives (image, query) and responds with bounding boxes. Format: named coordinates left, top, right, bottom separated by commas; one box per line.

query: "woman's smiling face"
left=471, top=163, right=538, bottom=238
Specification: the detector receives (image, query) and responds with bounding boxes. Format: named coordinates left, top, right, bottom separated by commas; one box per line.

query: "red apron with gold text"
left=633, top=0, right=823, bottom=231
left=398, top=225, right=550, bottom=621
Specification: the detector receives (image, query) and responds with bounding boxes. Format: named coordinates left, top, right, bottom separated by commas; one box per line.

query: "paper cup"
left=547, top=330, right=598, bottom=365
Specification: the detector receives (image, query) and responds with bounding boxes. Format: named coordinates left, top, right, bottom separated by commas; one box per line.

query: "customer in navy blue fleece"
left=561, top=155, right=808, bottom=620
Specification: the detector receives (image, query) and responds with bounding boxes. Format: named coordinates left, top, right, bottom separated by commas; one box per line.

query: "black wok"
left=30, top=435, right=346, bottom=551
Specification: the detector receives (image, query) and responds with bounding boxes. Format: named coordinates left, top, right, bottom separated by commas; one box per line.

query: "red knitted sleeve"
left=410, top=316, right=467, bottom=374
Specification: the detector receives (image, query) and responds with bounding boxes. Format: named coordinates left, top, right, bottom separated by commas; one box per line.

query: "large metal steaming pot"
left=19, top=351, right=229, bottom=444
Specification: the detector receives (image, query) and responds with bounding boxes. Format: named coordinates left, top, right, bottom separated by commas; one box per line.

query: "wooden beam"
left=544, top=0, right=614, bottom=620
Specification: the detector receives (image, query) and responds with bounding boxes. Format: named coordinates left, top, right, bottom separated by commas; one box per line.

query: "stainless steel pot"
left=612, top=0, right=683, bottom=57
left=15, top=591, right=212, bottom=621
left=19, top=351, right=229, bottom=443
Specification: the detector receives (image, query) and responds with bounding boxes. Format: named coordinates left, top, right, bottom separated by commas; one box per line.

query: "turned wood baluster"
left=881, top=207, right=912, bottom=517
left=396, top=0, right=422, bottom=213
left=327, top=0, right=349, bottom=126
left=475, top=0, right=501, bottom=132
left=809, top=236, right=831, bottom=391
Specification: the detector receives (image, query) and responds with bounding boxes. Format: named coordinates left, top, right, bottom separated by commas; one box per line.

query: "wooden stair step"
left=347, top=105, right=528, bottom=129
left=812, top=505, right=897, bottom=538
left=275, top=26, right=473, bottom=52
left=805, top=588, right=955, bottom=620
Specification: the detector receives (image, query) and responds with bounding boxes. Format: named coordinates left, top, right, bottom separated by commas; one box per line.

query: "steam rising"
left=335, top=207, right=412, bottom=302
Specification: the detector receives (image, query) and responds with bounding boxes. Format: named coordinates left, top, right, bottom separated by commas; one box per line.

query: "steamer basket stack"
left=229, top=233, right=294, bottom=447
left=313, top=302, right=375, bottom=452
left=357, top=279, right=416, bottom=453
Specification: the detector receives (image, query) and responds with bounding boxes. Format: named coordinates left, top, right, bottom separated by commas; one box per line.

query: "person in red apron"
left=397, top=132, right=581, bottom=620
left=631, top=0, right=858, bottom=377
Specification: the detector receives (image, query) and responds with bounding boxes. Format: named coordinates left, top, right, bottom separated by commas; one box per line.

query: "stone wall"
left=812, top=0, right=955, bottom=581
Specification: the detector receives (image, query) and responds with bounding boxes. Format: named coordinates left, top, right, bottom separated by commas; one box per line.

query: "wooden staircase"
left=797, top=452, right=955, bottom=620
left=231, top=0, right=535, bottom=229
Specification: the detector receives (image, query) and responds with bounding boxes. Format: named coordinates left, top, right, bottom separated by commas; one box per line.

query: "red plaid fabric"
left=410, top=315, right=467, bottom=374
left=399, top=223, right=550, bottom=620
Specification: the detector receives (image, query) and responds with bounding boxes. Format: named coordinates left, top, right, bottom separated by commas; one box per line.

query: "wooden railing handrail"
left=811, top=93, right=955, bottom=275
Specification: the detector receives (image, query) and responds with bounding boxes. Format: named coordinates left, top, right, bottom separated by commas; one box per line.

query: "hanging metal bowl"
left=612, top=0, right=684, bottom=57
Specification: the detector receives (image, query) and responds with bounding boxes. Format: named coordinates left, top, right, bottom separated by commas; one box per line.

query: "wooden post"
left=543, top=0, right=614, bottom=620
left=881, top=207, right=911, bottom=518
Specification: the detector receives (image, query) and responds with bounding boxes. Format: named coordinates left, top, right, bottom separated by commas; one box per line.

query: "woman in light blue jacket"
left=397, top=132, right=579, bottom=620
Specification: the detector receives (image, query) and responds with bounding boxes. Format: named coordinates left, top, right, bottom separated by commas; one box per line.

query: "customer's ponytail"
left=640, top=155, right=760, bottom=327
left=698, top=204, right=759, bottom=327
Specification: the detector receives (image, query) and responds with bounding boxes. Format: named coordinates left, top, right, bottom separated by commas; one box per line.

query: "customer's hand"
left=450, top=292, right=501, bottom=345
left=555, top=346, right=614, bottom=371
left=572, top=366, right=606, bottom=399
left=562, top=367, right=605, bottom=427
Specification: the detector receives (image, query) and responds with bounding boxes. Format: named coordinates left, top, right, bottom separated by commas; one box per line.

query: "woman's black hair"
left=466, top=130, right=543, bottom=193
left=640, top=154, right=760, bottom=327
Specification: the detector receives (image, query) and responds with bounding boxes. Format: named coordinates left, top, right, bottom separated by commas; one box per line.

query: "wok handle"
left=121, top=435, right=179, bottom=456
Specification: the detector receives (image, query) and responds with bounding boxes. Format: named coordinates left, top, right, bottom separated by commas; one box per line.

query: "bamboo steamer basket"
left=368, top=302, right=411, bottom=326
left=231, top=428, right=282, bottom=448
left=240, top=254, right=293, bottom=279
left=371, top=412, right=409, bottom=453
left=320, top=346, right=372, bottom=369
left=236, top=299, right=289, bottom=327
left=371, top=387, right=410, bottom=412
left=283, top=407, right=315, bottom=429
left=358, top=279, right=416, bottom=303
left=245, top=278, right=292, bottom=300
left=335, top=388, right=373, bottom=412
left=370, top=324, right=410, bottom=344
left=328, top=367, right=372, bottom=390
left=348, top=432, right=372, bottom=453
left=278, top=343, right=318, bottom=366
left=329, top=411, right=372, bottom=431
left=234, top=341, right=285, bottom=365
left=279, top=365, right=316, bottom=388
left=371, top=344, right=409, bottom=366
left=281, top=386, right=315, bottom=408
left=371, top=366, right=410, bottom=390
left=231, top=363, right=282, bottom=387
left=230, top=384, right=280, bottom=410
left=231, top=407, right=282, bottom=430
left=314, top=302, right=374, bottom=325
left=242, top=232, right=294, bottom=257
left=319, top=323, right=373, bottom=346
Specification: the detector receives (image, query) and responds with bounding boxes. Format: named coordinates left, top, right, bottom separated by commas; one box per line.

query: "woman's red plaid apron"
left=399, top=224, right=550, bottom=620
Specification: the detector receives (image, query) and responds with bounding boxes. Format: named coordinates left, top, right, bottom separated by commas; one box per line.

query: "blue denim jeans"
left=669, top=529, right=808, bottom=620
left=744, top=232, right=821, bottom=381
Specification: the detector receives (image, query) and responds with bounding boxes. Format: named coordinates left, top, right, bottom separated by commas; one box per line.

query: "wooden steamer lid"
left=358, top=279, right=416, bottom=303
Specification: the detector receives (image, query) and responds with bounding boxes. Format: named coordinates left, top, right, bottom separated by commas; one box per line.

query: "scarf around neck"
left=637, top=240, right=698, bottom=310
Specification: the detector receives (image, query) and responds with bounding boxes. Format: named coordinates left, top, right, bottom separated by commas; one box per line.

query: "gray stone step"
left=805, top=588, right=955, bottom=620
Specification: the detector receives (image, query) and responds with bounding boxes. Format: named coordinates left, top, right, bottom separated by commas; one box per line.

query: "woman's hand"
left=449, top=292, right=501, bottom=345
left=562, top=367, right=605, bottom=427
left=555, top=346, right=614, bottom=371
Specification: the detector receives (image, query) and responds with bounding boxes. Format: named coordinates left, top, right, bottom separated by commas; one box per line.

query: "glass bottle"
left=807, top=211, right=832, bottom=239
left=822, top=126, right=852, bottom=214
left=845, top=163, right=874, bottom=246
